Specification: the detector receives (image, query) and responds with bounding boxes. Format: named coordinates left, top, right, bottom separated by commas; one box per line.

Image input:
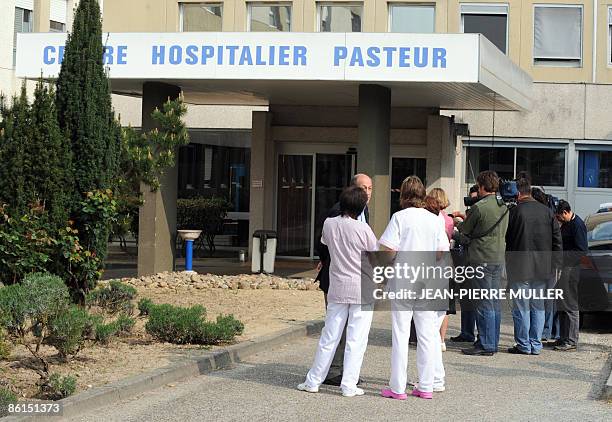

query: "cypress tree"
left=55, top=0, right=120, bottom=266
left=0, top=86, right=30, bottom=213
left=25, top=81, right=72, bottom=227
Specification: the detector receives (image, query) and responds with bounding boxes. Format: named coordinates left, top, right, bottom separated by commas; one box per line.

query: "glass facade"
left=578, top=150, right=612, bottom=188
left=177, top=130, right=251, bottom=248
left=390, top=157, right=427, bottom=216
left=249, top=4, right=291, bottom=31
left=465, top=146, right=515, bottom=182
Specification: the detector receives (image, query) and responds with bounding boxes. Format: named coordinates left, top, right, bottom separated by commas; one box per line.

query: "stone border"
left=605, top=369, right=612, bottom=401
left=5, top=320, right=324, bottom=421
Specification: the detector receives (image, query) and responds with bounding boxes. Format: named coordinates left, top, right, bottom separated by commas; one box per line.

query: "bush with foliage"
left=94, top=321, right=119, bottom=345
left=0, top=387, right=17, bottom=417
left=87, top=280, right=136, bottom=315
left=144, top=302, right=243, bottom=345
left=42, top=373, right=77, bottom=400
left=46, top=305, right=93, bottom=361
left=0, top=273, right=97, bottom=374
left=138, top=298, right=154, bottom=316
left=0, top=329, right=12, bottom=360
left=115, top=313, right=135, bottom=335
left=177, top=197, right=232, bottom=255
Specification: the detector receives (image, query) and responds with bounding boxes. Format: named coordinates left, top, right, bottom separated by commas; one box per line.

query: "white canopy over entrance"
left=16, top=32, right=532, bottom=110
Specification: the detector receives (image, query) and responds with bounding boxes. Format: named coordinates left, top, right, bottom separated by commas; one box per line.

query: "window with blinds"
left=50, top=0, right=68, bottom=31
left=13, top=7, right=33, bottom=66
left=533, top=5, right=582, bottom=67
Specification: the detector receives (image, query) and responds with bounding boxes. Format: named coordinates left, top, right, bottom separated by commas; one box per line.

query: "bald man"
left=316, top=173, right=372, bottom=386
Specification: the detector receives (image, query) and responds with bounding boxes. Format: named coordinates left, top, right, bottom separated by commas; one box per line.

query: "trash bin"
left=251, top=230, right=277, bottom=274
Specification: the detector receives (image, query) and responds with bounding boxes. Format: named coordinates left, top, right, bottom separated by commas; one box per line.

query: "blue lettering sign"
left=334, top=47, right=347, bottom=66
left=117, top=45, right=128, bottom=65
left=43, top=46, right=55, bottom=64
left=433, top=48, right=446, bottom=68
left=278, top=46, right=290, bottom=66
left=152, top=45, right=165, bottom=65
left=399, top=47, right=410, bottom=67
left=185, top=45, right=198, bottom=65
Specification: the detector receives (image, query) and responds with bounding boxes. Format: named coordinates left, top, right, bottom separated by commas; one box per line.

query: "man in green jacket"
left=454, top=170, right=509, bottom=356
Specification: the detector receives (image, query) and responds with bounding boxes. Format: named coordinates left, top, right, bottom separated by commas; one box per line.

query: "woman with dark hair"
left=379, top=176, right=450, bottom=400
left=298, top=186, right=377, bottom=397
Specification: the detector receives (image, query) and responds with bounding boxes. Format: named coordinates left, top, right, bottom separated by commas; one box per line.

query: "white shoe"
left=342, top=387, right=365, bottom=397
left=441, top=342, right=447, bottom=352
left=297, top=382, right=319, bottom=393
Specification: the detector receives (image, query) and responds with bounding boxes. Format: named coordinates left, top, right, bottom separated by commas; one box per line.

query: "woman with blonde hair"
left=428, top=187, right=455, bottom=353
left=379, top=176, right=449, bottom=400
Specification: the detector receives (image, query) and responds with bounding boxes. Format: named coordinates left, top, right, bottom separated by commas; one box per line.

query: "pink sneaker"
left=411, top=389, right=433, bottom=399
left=381, top=388, right=408, bottom=400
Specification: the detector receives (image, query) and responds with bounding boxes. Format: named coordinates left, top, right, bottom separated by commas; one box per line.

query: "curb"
left=604, top=368, right=612, bottom=401
left=5, top=320, right=324, bottom=421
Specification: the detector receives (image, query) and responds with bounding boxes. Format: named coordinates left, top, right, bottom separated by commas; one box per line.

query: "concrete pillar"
left=357, top=84, right=391, bottom=237
left=248, top=111, right=275, bottom=256
left=34, top=0, right=51, bottom=32
left=426, top=115, right=459, bottom=209
left=137, top=82, right=181, bottom=276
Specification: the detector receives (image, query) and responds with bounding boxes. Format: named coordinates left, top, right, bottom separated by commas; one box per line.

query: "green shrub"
left=45, top=373, right=76, bottom=400
left=144, top=304, right=244, bottom=345
left=0, top=330, right=12, bottom=360
left=199, top=315, right=244, bottom=345
left=47, top=306, right=92, bottom=360
left=137, top=298, right=154, bottom=316
left=177, top=197, right=232, bottom=255
left=0, top=387, right=17, bottom=417
left=145, top=304, right=206, bottom=344
left=87, top=280, right=136, bottom=315
left=94, top=322, right=118, bottom=345
left=115, top=314, right=135, bottom=335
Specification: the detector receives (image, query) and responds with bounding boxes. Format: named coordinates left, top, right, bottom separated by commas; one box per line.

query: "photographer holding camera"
left=453, top=171, right=509, bottom=356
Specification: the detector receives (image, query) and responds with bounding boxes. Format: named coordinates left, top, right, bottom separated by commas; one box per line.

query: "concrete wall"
left=451, top=82, right=612, bottom=141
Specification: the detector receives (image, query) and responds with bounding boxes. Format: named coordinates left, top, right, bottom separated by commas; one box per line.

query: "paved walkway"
left=68, top=310, right=612, bottom=422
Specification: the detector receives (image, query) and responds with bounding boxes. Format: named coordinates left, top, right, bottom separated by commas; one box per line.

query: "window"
left=318, top=3, right=363, bottom=32
left=461, top=4, right=508, bottom=54
left=533, top=5, right=582, bottom=67
left=248, top=3, right=291, bottom=31
left=465, top=146, right=566, bottom=187
left=13, top=7, right=33, bottom=66
left=391, top=157, right=426, bottom=215
left=50, top=0, right=67, bottom=32
left=50, top=21, right=66, bottom=32
left=180, top=3, right=223, bottom=32
left=516, top=148, right=565, bottom=187
left=465, top=146, right=515, bottom=182
left=389, top=4, right=435, bottom=33
left=578, top=150, right=612, bottom=188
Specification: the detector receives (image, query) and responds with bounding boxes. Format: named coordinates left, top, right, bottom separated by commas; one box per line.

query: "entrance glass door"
left=313, top=154, right=355, bottom=257
left=390, top=157, right=427, bottom=216
left=276, top=154, right=313, bottom=256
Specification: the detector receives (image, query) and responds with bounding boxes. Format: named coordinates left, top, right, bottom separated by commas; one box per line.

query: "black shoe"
left=507, top=346, right=530, bottom=355
left=544, top=339, right=562, bottom=348
left=554, top=343, right=577, bottom=352
left=322, top=375, right=364, bottom=386
left=322, top=375, right=342, bottom=386
left=450, top=335, right=475, bottom=343
left=462, top=347, right=494, bottom=356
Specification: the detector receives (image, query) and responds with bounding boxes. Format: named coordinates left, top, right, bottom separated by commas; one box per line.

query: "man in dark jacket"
left=553, top=200, right=588, bottom=351
left=505, top=174, right=562, bottom=355
left=315, top=173, right=371, bottom=386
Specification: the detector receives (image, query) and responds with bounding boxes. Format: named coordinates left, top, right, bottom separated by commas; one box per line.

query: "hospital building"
left=3, top=0, right=612, bottom=275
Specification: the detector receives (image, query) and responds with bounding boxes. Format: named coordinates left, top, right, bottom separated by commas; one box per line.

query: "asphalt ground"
left=66, top=306, right=612, bottom=422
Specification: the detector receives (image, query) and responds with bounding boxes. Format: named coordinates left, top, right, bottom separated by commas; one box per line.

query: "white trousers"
left=389, top=308, right=444, bottom=394
left=305, top=302, right=374, bottom=394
